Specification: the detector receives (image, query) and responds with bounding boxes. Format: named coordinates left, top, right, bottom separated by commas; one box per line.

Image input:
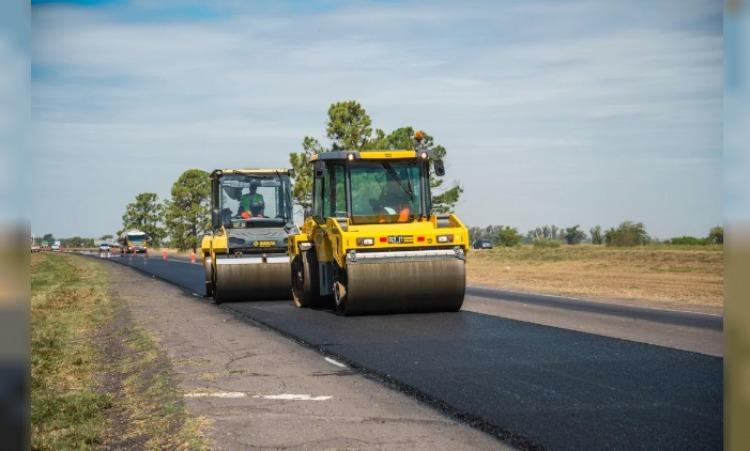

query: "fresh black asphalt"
left=102, top=253, right=723, bottom=450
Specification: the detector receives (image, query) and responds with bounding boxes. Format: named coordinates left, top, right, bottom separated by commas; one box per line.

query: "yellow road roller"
left=202, top=169, right=295, bottom=303
left=288, top=137, right=469, bottom=315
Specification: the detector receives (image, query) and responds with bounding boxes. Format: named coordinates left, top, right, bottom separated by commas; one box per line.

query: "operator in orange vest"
left=378, top=180, right=411, bottom=223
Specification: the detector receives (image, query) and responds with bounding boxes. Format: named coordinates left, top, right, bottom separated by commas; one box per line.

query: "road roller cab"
left=202, top=169, right=296, bottom=303
left=288, top=139, right=469, bottom=315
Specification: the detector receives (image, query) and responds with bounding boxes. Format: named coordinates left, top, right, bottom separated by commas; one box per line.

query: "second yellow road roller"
left=288, top=134, right=469, bottom=315
left=202, top=169, right=295, bottom=303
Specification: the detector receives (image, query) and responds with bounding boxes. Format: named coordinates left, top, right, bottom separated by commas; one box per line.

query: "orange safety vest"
left=397, top=207, right=410, bottom=222
left=378, top=207, right=410, bottom=223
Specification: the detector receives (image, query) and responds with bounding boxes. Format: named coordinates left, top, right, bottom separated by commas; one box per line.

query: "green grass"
left=31, top=254, right=112, bottom=450
left=31, top=253, right=208, bottom=450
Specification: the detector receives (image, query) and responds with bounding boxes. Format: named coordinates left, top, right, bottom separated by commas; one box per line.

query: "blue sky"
left=30, top=0, right=723, bottom=239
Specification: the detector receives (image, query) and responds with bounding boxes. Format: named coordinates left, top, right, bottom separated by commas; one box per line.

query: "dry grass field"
left=467, top=244, right=723, bottom=314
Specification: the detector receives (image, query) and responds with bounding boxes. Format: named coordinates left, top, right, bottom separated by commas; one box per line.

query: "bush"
left=670, top=236, right=709, bottom=245
left=589, top=226, right=603, bottom=245
left=496, top=226, right=522, bottom=247
left=605, top=221, right=649, bottom=246
left=708, top=226, right=723, bottom=244
left=533, top=237, right=562, bottom=248
left=564, top=225, right=586, bottom=245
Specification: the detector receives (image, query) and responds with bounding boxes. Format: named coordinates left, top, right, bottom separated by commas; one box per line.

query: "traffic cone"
left=162, top=249, right=167, bottom=261
left=190, top=251, right=196, bottom=264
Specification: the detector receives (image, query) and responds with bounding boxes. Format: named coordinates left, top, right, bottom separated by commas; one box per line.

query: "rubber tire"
left=292, top=251, right=320, bottom=308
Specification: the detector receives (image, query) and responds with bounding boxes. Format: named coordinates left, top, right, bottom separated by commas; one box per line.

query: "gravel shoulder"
left=103, top=260, right=507, bottom=450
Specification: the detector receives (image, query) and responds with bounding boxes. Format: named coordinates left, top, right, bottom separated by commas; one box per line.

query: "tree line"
left=32, top=234, right=97, bottom=248
left=72, top=99, right=721, bottom=253
left=469, top=222, right=723, bottom=247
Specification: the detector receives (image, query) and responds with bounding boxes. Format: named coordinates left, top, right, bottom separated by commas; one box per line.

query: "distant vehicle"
left=119, top=230, right=149, bottom=254
left=99, top=243, right=110, bottom=252
left=30, top=245, right=41, bottom=253
left=51, top=240, right=62, bottom=252
left=473, top=239, right=493, bottom=250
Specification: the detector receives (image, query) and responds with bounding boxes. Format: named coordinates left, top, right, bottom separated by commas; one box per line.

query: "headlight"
left=299, top=242, right=312, bottom=251
left=437, top=234, right=454, bottom=243
left=357, top=237, right=375, bottom=246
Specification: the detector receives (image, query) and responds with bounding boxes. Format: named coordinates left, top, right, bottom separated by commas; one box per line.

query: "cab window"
left=312, top=176, right=323, bottom=219
left=321, top=164, right=346, bottom=217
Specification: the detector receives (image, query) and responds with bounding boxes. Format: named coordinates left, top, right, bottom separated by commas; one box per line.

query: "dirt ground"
left=103, top=260, right=507, bottom=450
left=467, top=245, right=723, bottom=314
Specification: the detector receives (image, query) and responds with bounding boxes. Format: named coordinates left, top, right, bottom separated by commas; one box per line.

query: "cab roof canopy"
left=310, top=149, right=434, bottom=162
left=210, top=168, right=293, bottom=178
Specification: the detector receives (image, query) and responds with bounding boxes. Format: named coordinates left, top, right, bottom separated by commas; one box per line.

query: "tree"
left=550, top=225, right=560, bottom=241
left=289, top=101, right=462, bottom=213
left=526, top=225, right=561, bottom=242
left=164, top=169, right=211, bottom=252
left=99, top=234, right=113, bottom=242
left=62, top=236, right=94, bottom=248
left=589, top=226, right=603, bottom=245
left=468, top=226, right=482, bottom=243
left=373, top=126, right=461, bottom=213
left=604, top=221, right=649, bottom=246
left=122, top=192, right=166, bottom=246
left=496, top=226, right=522, bottom=247
left=42, top=233, right=55, bottom=246
left=564, top=225, right=586, bottom=245
left=327, top=100, right=372, bottom=150
left=288, top=136, right=323, bottom=214
left=708, top=225, right=723, bottom=244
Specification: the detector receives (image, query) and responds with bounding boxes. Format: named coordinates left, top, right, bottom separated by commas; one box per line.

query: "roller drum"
left=213, top=254, right=291, bottom=302
left=342, top=251, right=465, bottom=315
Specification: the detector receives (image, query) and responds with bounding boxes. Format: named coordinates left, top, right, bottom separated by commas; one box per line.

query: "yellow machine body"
left=288, top=148, right=469, bottom=315
left=202, top=168, right=294, bottom=303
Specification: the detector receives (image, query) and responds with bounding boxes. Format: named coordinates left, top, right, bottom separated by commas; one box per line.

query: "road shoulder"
left=103, top=260, right=507, bottom=450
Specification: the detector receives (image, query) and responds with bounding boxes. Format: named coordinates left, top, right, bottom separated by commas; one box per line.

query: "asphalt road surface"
left=99, top=252, right=723, bottom=450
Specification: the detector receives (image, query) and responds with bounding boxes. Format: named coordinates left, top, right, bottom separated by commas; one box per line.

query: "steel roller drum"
left=213, top=254, right=291, bottom=302
left=342, top=249, right=465, bottom=315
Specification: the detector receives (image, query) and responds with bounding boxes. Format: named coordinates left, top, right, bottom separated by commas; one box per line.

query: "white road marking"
left=324, top=357, right=348, bottom=368
left=256, top=394, right=332, bottom=401
left=183, top=392, right=332, bottom=401
left=184, top=391, right=246, bottom=399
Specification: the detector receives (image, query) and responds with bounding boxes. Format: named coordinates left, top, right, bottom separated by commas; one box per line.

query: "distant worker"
left=239, top=182, right=265, bottom=219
